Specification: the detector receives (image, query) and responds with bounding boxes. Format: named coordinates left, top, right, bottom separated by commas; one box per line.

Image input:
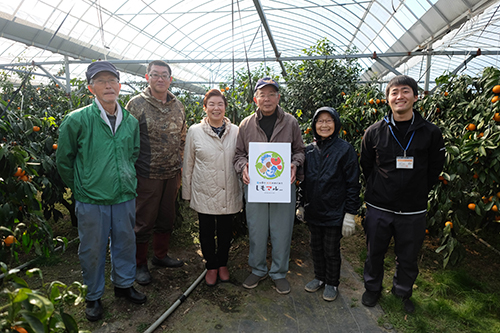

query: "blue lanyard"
left=384, top=116, right=415, bottom=157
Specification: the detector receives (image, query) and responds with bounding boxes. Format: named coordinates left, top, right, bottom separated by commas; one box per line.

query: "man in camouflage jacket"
left=126, top=60, right=187, bottom=285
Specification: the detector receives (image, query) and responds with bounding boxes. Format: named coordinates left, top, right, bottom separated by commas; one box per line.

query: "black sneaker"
left=85, top=299, right=103, bottom=322
left=391, top=287, right=415, bottom=313
left=152, top=255, right=184, bottom=268
left=403, top=298, right=415, bottom=313
left=362, top=289, right=380, bottom=307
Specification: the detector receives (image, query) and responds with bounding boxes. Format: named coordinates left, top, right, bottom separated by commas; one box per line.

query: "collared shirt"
left=95, top=98, right=123, bottom=135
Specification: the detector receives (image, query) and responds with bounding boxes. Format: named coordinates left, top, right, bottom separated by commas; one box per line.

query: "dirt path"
left=21, top=221, right=391, bottom=332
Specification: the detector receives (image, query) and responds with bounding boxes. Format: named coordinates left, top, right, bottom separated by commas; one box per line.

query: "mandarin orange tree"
left=0, top=262, right=88, bottom=333
left=284, top=38, right=362, bottom=141
left=419, top=67, right=500, bottom=266
left=0, top=68, right=103, bottom=262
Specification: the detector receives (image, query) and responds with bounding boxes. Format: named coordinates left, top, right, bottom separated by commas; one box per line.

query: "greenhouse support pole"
left=64, top=56, right=71, bottom=95
left=424, top=48, right=432, bottom=95
left=143, top=269, right=207, bottom=333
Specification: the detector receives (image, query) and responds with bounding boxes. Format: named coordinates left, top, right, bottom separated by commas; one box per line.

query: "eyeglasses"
left=149, top=73, right=170, bottom=80
left=256, top=93, right=279, bottom=99
left=93, top=78, right=119, bottom=86
left=317, top=119, right=334, bottom=125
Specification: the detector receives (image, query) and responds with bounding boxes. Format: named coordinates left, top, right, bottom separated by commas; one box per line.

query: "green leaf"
left=61, top=312, right=79, bottom=333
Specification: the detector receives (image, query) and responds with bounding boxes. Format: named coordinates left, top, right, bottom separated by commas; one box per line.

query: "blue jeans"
left=244, top=184, right=296, bottom=280
left=76, top=199, right=137, bottom=301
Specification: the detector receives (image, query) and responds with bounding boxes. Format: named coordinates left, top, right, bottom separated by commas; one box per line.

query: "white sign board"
left=248, top=142, right=291, bottom=203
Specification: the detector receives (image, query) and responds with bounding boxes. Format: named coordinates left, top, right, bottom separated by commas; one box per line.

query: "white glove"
left=342, top=213, right=356, bottom=237
left=296, top=207, right=305, bottom=222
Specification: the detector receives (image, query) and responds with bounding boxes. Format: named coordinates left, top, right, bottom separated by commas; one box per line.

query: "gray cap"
left=86, top=61, right=120, bottom=84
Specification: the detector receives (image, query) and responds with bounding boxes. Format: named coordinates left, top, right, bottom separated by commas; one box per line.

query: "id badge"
left=396, top=156, right=414, bottom=169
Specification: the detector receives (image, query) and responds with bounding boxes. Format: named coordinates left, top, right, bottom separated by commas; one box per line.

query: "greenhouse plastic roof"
left=0, top=0, right=499, bottom=93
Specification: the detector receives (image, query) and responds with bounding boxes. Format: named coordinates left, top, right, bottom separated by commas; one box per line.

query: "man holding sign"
left=360, top=75, right=445, bottom=313
left=234, top=77, right=305, bottom=294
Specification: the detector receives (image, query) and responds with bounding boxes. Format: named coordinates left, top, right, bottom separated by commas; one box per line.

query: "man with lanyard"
left=57, top=61, right=146, bottom=322
left=360, top=75, right=445, bottom=313
left=126, top=60, right=186, bottom=286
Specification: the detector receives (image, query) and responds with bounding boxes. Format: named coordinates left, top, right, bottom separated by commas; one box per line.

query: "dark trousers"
left=198, top=213, right=233, bottom=270
left=134, top=173, right=181, bottom=243
left=363, top=205, right=426, bottom=298
left=308, top=223, right=343, bottom=286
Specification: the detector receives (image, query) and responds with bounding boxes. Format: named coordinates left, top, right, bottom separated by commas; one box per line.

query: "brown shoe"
left=218, top=266, right=230, bottom=282
left=205, top=269, right=218, bottom=286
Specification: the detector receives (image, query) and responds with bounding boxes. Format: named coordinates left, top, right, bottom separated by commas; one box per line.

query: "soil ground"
left=8, top=209, right=500, bottom=333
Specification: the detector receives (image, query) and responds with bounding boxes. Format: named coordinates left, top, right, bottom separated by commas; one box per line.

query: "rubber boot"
left=152, top=233, right=184, bottom=268
left=136, top=242, right=149, bottom=267
left=135, top=242, right=152, bottom=285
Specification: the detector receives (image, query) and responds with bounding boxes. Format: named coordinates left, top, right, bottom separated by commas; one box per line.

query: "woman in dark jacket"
left=300, top=106, right=361, bottom=301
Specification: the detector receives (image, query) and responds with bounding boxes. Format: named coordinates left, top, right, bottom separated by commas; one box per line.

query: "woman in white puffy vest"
left=182, top=89, right=242, bottom=286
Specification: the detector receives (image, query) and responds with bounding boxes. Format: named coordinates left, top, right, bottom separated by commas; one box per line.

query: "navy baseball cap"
left=254, top=77, right=279, bottom=92
left=86, top=61, right=120, bottom=84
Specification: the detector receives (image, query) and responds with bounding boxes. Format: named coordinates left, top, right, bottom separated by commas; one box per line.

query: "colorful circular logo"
left=255, top=151, right=284, bottom=179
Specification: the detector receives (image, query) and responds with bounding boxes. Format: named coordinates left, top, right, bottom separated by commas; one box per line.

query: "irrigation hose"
left=144, top=268, right=207, bottom=333
left=463, top=227, right=500, bottom=256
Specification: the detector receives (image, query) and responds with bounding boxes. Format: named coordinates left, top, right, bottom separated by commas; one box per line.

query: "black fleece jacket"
left=302, top=107, right=361, bottom=227
left=360, top=109, right=445, bottom=213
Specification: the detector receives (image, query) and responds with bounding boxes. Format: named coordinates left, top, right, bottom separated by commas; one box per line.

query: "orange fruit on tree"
left=491, top=96, right=499, bottom=103
left=478, top=132, right=484, bottom=138
left=497, top=191, right=500, bottom=198
left=5, top=235, right=15, bottom=246
left=369, top=98, right=374, bottom=104
left=376, top=99, right=380, bottom=104
left=468, top=203, right=476, bottom=210
left=492, top=85, right=500, bottom=94
left=442, top=179, right=448, bottom=185
left=225, top=87, right=229, bottom=91
left=445, top=221, right=453, bottom=228
left=467, top=123, right=476, bottom=131
left=473, top=173, right=479, bottom=179
left=425, top=229, right=429, bottom=234
left=341, top=92, right=345, bottom=96
left=482, top=196, right=489, bottom=203
left=343, top=130, right=347, bottom=135
left=13, top=167, right=24, bottom=177
left=20, top=175, right=29, bottom=182
left=53, top=144, right=58, bottom=150
left=494, top=113, right=500, bottom=122
left=490, top=195, right=494, bottom=202
left=33, top=126, right=40, bottom=132
left=12, top=326, right=28, bottom=333
left=444, top=92, right=449, bottom=96
left=492, top=205, right=498, bottom=212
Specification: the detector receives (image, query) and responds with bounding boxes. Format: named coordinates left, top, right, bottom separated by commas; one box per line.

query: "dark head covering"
left=311, top=106, right=341, bottom=141
left=86, top=61, right=120, bottom=84
left=254, top=77, right=279, bottom=92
